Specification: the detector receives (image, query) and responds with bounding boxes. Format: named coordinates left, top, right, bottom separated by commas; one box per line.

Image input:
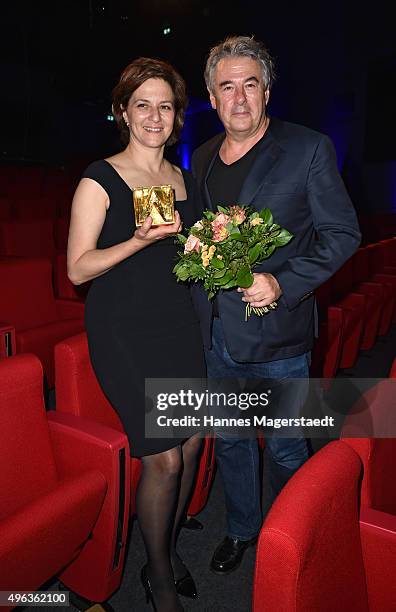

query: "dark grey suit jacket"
left=191, top=116, right=361, bottom=362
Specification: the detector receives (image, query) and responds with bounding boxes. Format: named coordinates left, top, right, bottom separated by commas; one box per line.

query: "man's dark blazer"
left=190, top=116, right=361, bottom=362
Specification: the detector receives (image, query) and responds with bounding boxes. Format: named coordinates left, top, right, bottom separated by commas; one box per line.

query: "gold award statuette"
left=133, top=185, right=175, bottom=227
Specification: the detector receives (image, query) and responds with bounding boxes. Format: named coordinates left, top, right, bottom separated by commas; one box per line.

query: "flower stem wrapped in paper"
left=173, top=205, right=293, bottom=320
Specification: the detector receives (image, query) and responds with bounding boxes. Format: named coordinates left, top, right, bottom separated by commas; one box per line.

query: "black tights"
left=136, top=435, right=202, bottom=612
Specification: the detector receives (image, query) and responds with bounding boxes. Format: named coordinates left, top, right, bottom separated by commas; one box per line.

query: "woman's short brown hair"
left=112, top=57, right=188, bottom=146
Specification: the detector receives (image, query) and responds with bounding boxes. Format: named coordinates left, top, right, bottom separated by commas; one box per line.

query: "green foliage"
left=175, top=233, right=187, bottom=245
left=259, top=208, right=273, bottom=225
left=210, top=257, right=225, bottom=270
left=248, top=243, right=261, bottom=264
left=236, top=265, right=254, bottom=288
left=173, top=205, right=293, bottom=299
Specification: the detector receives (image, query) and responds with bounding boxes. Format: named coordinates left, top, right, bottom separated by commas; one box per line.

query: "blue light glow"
left=179, top=144, right=191, bottom=170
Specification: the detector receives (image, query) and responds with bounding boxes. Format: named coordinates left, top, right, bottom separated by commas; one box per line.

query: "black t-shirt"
left=207, top=134, right=267, bottom=207
left=207, top=134, right=268, bottom=315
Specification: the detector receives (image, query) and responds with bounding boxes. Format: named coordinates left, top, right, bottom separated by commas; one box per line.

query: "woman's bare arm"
left=67, top=177, right=181, bottom=285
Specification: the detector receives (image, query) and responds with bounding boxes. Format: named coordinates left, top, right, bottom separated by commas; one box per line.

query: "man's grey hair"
left=204, top=35, right=276, bottom=94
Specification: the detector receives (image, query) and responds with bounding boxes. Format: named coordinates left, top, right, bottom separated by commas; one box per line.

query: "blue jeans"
left=205, top=317, right=310, bottom=540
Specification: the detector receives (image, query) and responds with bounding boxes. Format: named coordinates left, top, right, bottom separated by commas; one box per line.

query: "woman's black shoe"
left=141, top=565, right=157, bottom=611
left=141, top=565, right=185, bottom=610
left=175, top=562, right=198, bottom=599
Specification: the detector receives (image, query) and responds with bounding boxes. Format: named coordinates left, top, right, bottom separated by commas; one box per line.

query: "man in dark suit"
left=191, top=35, right=361, bottom=575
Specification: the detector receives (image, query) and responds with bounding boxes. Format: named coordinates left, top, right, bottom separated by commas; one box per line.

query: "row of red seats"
left=0, top=257, right=85, bottom=387
left=0, top=162, right=86, bottom=195
left=0, top=164, right=77, bottom=221
left=0, top=164, right=71, bottom=194
left=0, top=160, right=98, bottom=222
left=311, top=236, right=396, bottom=378
left=0, top=217, right=70, bottom=250
left=0, top=195, right=72, bottom=222
left=0, top=220, right=88, bottom=301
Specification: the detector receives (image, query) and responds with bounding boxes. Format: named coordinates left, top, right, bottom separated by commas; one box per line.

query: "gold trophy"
left=133, top=185, right=175, bottom=227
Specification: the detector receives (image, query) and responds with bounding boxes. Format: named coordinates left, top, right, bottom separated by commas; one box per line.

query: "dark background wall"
left=1, top=1, right=395, bottom=211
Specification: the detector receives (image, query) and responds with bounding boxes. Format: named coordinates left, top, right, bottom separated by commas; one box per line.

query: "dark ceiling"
left=1, top=1, right=394, bottom=163
left=2, top=0, right=263, bottom=102
left=2, top=1, right=394, bottom=102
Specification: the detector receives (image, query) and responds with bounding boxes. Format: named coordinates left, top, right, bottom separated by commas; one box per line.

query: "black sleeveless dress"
left=83, top=160, right=206, bottom=457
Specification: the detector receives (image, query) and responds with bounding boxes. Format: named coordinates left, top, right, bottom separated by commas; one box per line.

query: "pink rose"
left=212, top=212, right=231, bottom=230
left=184, top=234, right=201, bottom=254
left=212, top=213, right=231, bottom=242
left=229, top=206, right=246, bottom=225
left=212, top=226, right=229, bottom=242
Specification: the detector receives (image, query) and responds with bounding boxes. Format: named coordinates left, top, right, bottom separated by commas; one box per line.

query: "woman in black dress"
left=67, top=58, right=206, bottom=612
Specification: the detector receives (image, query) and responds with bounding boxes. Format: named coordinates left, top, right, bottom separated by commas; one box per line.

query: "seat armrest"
left=55, top=299, right=85, bottom=320
left=48, top=411, right=129, bottom=479
left=359, top=506, right=396, bottom=611
left=360, top=505, right=396, bottom=537
left=48, top=411, right=131, bottom=600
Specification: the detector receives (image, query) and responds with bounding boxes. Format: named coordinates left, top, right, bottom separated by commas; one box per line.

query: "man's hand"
left=237, top=272, right=282, bottom=307
left=134, top=211, right=182, bottom=244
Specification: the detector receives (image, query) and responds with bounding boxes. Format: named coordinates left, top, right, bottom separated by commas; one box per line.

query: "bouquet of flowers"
left=173, top=205, right=293, bottom=320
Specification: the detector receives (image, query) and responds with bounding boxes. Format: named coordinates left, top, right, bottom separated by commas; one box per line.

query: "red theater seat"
left=368, top=239, right=396, bottom=273
left=0, top=354, right=130, bottom=610
left=0, top=219, right=83, bottom=302
left=315, top=277, right=364, bottom=372
left=54, top=216, right=70, bottom=250
left=366, top=241, right=396, bottom=324
left=253, top=441, right=396, bottom=612
left=12, top=195, right=58, bottom=220
left=332, top=257, right=383, bottom=353
left=341, top=376, right=396, bottom=516
left=311, top=297, right=344, bottom=378
left=55, top=332, right=215, bottom=518
left=0, top=219, right=56, bottom=258
left=0, top=257, right=84, bottom=387
left=352, top=246, right=396, bottom=337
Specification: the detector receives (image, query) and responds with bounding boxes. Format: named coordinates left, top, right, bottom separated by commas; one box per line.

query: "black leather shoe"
left=210, top=536, right=257, bottom=575
left=175, top=562, right=198, bottom=599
